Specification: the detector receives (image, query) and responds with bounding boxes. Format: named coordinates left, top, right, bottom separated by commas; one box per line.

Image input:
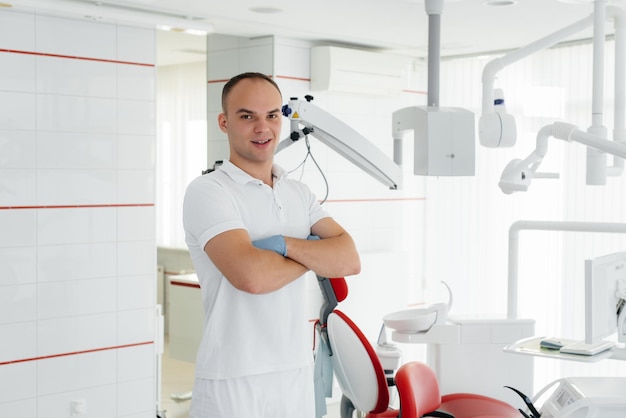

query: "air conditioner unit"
left=310, top=46, right=408, bottom=95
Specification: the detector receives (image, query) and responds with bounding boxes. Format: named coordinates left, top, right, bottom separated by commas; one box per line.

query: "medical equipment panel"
left=536, top=377, right=626, bottom=418
left=585, top=251, right=626, bottom=346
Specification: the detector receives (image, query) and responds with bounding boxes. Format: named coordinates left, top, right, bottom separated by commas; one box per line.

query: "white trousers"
left=189, top=366, right=315, bottom=418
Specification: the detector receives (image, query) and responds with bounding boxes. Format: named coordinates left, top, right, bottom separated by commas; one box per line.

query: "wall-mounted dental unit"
left=481, top=0, right=626, bottom=193
left=392, top=0, right=475, bottom=177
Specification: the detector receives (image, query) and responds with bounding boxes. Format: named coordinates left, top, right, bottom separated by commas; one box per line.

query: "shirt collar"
left=220, top=161, right=287, bottom=185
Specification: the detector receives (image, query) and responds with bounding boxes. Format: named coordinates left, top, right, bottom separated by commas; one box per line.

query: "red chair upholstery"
left=439, top=392, right=522, bottom=418
left=394, top=361, right=443, bottom=417
left=396, top=362, right=521, bottom=418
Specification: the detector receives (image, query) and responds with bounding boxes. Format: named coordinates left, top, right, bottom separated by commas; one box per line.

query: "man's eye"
left=268, top=114, right=278, bottom=119
left=241, top=114, right=253, bottom=120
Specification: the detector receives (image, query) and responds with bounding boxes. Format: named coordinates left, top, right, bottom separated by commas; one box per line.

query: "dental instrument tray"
left=505, top=336, right=617, bottom=363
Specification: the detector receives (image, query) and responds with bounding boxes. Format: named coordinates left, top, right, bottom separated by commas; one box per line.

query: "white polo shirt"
left=183, top=161, right=329, bottom=379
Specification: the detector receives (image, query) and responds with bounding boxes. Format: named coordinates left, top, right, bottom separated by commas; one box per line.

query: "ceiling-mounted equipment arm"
left=499, top=121, right=626, bottom=194
left=277, top=96, right=402, bottom=190
left=479, top=13, right=595, bottom=148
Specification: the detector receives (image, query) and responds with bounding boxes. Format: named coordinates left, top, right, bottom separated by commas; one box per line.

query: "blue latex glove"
left=252, top=235, right=287, bottom=256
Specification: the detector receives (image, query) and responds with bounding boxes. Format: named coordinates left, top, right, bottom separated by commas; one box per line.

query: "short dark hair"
left=221, top=72, right=282, bottom=113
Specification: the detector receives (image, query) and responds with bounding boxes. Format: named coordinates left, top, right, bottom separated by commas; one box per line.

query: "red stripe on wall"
left=169, top=280, right=201, bottom=289
left=0, top=203, right=154, bottom=210
left=0, top=48, right=154, bottom=67
left=275, top=75, right=310, bottom=82
left=208, top=74, right=309, bottom=84
left=0, top=341, right=154, bottom=366
left=402, top=89, right=427, bottom=95
left=0, top=199, right=423, bottom=210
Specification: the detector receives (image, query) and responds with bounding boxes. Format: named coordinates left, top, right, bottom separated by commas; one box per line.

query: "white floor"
left=159, top=336, right=342, bottom=418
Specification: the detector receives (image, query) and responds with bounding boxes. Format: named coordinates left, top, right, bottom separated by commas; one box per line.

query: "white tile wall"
left=0, top=399, right=36, bottom=418
left=117, top=309, right=155, bottom=344
left=117, top=64, right=156, bottom=100
left=37, top=207, right=117, bottom=244
left=0, top=130, right=37, bottom=168
left=37, top=313, right=117, bottom=356
left=38, top=278, right=117, bottom=319
left=117, top=344, right=155, bottom=381
left=36, top=15, right=117, bottom=59
left=0, top=8, right=157, bottom=417
left=37, top=243, right=117, bottom=282
left=118, top=275, right=156, bottom=311
left=0, top=10, right=35, bottom=50
left=38, top=385, right=117, bottom=418
left=37, top=56, right=117, bottom=97
left=0, top=210, right=36, bottom=246
left=118, top=206, right=156, bottom=241
left=0, top=322, right=37, bottom=363
left=117, top=25, right=156, bottom=64
left=0, top=284, right=37, bottom=324
left=0, top=362, right=37, bottom=403
left=0, top=91, right=36, bottom=129
left=117, top=134, right=155, bottom=169
left=37, top=95, right=116, bottom=133
left=39, top=350, right=118, bottom=394
left=117, top=170, right=155, bottom=203
left=117, top=378, right=155, bottom=417
left=0, top=246, right=37, bottom=285
left=0, top=168, right=37, bottom=206
left=38, top=169, right=117, bottom=205
left=118, top=241, right=157, bottom=276
left=118, top=99, right=156, bottom=135
left=38, top=132, right=116, bottom=169
left=0, top=52, right=36, bottom=92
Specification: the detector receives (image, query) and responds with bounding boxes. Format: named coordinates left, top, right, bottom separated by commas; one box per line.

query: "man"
left=183, top=72, right=361, bottom=417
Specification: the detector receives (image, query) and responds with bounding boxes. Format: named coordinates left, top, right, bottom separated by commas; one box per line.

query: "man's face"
left=218, top=78, right=283, bottom=168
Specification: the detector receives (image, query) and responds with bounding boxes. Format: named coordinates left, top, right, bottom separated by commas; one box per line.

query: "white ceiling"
left=9, top=0, right=626, bottom=66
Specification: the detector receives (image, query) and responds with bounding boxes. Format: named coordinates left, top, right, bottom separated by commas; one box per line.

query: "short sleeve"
left=183, top=176, right=245, bottom=250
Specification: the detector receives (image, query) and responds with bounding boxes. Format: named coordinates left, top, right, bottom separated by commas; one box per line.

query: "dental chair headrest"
left=329, top=277, right=348, bottom=302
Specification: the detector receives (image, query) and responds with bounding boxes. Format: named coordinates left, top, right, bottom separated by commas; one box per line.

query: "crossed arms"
left=204, top=217, right=361, bottom=294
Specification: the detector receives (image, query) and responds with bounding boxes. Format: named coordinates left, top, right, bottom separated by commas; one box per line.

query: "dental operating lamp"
left=498, top=122, right=626, bottom=194
left=277, top=96, right=402, bottom=190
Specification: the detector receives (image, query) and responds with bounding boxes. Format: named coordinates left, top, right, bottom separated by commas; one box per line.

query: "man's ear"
left=218, top=113, right=228, bottom=132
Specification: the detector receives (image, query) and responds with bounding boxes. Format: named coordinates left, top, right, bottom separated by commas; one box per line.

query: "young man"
left=183, top=72, right=361, bottom=417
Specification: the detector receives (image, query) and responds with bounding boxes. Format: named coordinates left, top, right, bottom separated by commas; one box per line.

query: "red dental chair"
left=315, top=276, right=522, bottom=418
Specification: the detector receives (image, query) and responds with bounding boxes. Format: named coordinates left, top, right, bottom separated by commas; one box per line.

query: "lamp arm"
left=481, top=14, right=594, bottom=115
left=278, top=97, right=402, bottom=190
left=479, top=14, right=594, bottom=149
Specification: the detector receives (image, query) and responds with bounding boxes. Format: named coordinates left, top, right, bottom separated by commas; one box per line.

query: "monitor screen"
left=585, top=251, right=626, bottom=344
